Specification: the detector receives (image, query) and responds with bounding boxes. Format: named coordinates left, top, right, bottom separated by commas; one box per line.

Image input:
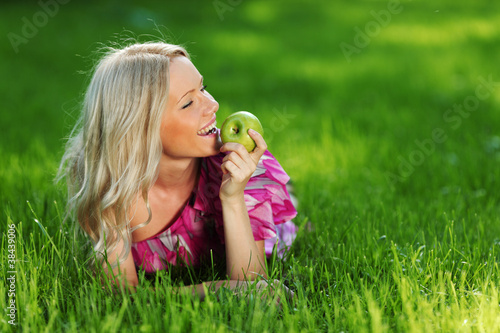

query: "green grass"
left=2, top=0, right=500, bottom=331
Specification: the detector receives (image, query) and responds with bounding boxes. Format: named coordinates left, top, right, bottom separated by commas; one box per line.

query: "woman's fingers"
left=222, top=147, right=246, bottom=166
left=221, top=159, right=237, bottom=176
left=220, top=142, right=255, bottom=170
left=218, top=129, right=268, bottom=194
left=248, top=129, right=267, bottom=150
left=248, top=129, right=267, bottom=163
left=220, top=141, right=249, bottom=156
left=220, top=129, right=267, bottom=164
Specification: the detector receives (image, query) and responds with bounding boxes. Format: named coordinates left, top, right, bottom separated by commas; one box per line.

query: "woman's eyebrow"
left=177, top=76, right=203, bottom=105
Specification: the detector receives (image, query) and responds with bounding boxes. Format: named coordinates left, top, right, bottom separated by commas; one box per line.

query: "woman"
left=58, top=41, right=298, bottom=299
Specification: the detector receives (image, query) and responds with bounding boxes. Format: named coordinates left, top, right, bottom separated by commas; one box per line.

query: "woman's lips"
left=197, top=118, right=217, bottom=136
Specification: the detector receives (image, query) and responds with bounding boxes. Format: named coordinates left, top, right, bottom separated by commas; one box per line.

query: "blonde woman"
left=59, top=42, right=298, bottom=299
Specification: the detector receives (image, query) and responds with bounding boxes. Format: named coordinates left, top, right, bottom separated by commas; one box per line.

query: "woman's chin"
left=196, top=129, right=222, bottom=156
left=200, top=135, right=222, bottom=156
left=214, top=133, right=223, bottom=151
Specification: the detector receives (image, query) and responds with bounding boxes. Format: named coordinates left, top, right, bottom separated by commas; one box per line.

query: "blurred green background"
left=1, top=0, right=500, bottom=268
left=2, top=0, right=500, bottom=331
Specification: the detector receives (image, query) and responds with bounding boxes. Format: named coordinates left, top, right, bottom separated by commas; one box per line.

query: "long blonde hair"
left=58, top=42, right=189, bottom=269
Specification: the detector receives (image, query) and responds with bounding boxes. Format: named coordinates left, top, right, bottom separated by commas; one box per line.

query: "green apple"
left=220, top=111, right=264, bottom=152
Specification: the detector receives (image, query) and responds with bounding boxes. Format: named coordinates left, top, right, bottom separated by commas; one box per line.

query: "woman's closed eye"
left=181, top=85, right=208, bottom=109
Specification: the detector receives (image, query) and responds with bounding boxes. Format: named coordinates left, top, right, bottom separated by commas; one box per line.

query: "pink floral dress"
left=131, top=150, right=298, bottom=273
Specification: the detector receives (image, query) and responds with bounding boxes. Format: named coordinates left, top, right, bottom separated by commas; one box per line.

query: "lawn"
left=1, top=0, right=500, bottom=331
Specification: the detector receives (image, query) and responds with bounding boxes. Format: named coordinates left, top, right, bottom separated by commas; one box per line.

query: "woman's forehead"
left=168, top=56, right=202, bottom=98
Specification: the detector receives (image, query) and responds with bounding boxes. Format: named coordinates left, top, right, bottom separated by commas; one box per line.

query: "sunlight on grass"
left=278, top=116, right=370, bottom=184
left=0, top=141, right=58, bottom=208
left=381, top=17, right=500, bottom=46
left=244, top=1, right=277, bottom=24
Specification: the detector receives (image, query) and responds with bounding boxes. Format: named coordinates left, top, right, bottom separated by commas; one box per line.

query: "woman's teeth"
left=197, top=121, right=217, bottom=136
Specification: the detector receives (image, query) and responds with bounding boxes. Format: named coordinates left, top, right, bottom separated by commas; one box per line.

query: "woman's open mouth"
left=197, top=120, right=218, bottom=136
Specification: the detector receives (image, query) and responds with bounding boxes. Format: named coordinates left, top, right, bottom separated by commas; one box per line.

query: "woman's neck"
left=154, top=155, right=200, bottom=192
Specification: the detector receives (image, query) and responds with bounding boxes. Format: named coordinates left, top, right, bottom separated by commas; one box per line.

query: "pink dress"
left=131, top=150, right=298, bottom=273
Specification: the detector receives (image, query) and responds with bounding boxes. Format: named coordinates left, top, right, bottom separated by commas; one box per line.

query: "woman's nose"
left=204, top=92, right=219, bottom=115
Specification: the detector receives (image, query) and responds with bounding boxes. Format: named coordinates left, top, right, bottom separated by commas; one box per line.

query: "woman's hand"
left=215, top=279, right=295, bottom=307
left=252, top=279, right=295, bottom=306
left=219, top=129, right=267, bottom=202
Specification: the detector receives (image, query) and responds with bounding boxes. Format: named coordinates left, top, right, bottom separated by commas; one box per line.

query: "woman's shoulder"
left=127, top=193, right=152, bottom=241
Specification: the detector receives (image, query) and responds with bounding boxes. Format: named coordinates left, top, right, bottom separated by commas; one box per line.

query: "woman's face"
left=160, top=56, right=221, bottom=159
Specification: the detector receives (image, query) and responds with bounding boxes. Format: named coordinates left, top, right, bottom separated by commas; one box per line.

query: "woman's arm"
left=103, top=238, right=282, bottom=301
left=102, top=229, right=292, bottom=302
left=219, top=129, right=268, bottom=280
left=101, top=237, right=261, bottom=296
left=221, top=197, right=267, bottom=280
left=102, top=237, right=139, bottom=291
left=177, top=279, right=292, bottom=303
